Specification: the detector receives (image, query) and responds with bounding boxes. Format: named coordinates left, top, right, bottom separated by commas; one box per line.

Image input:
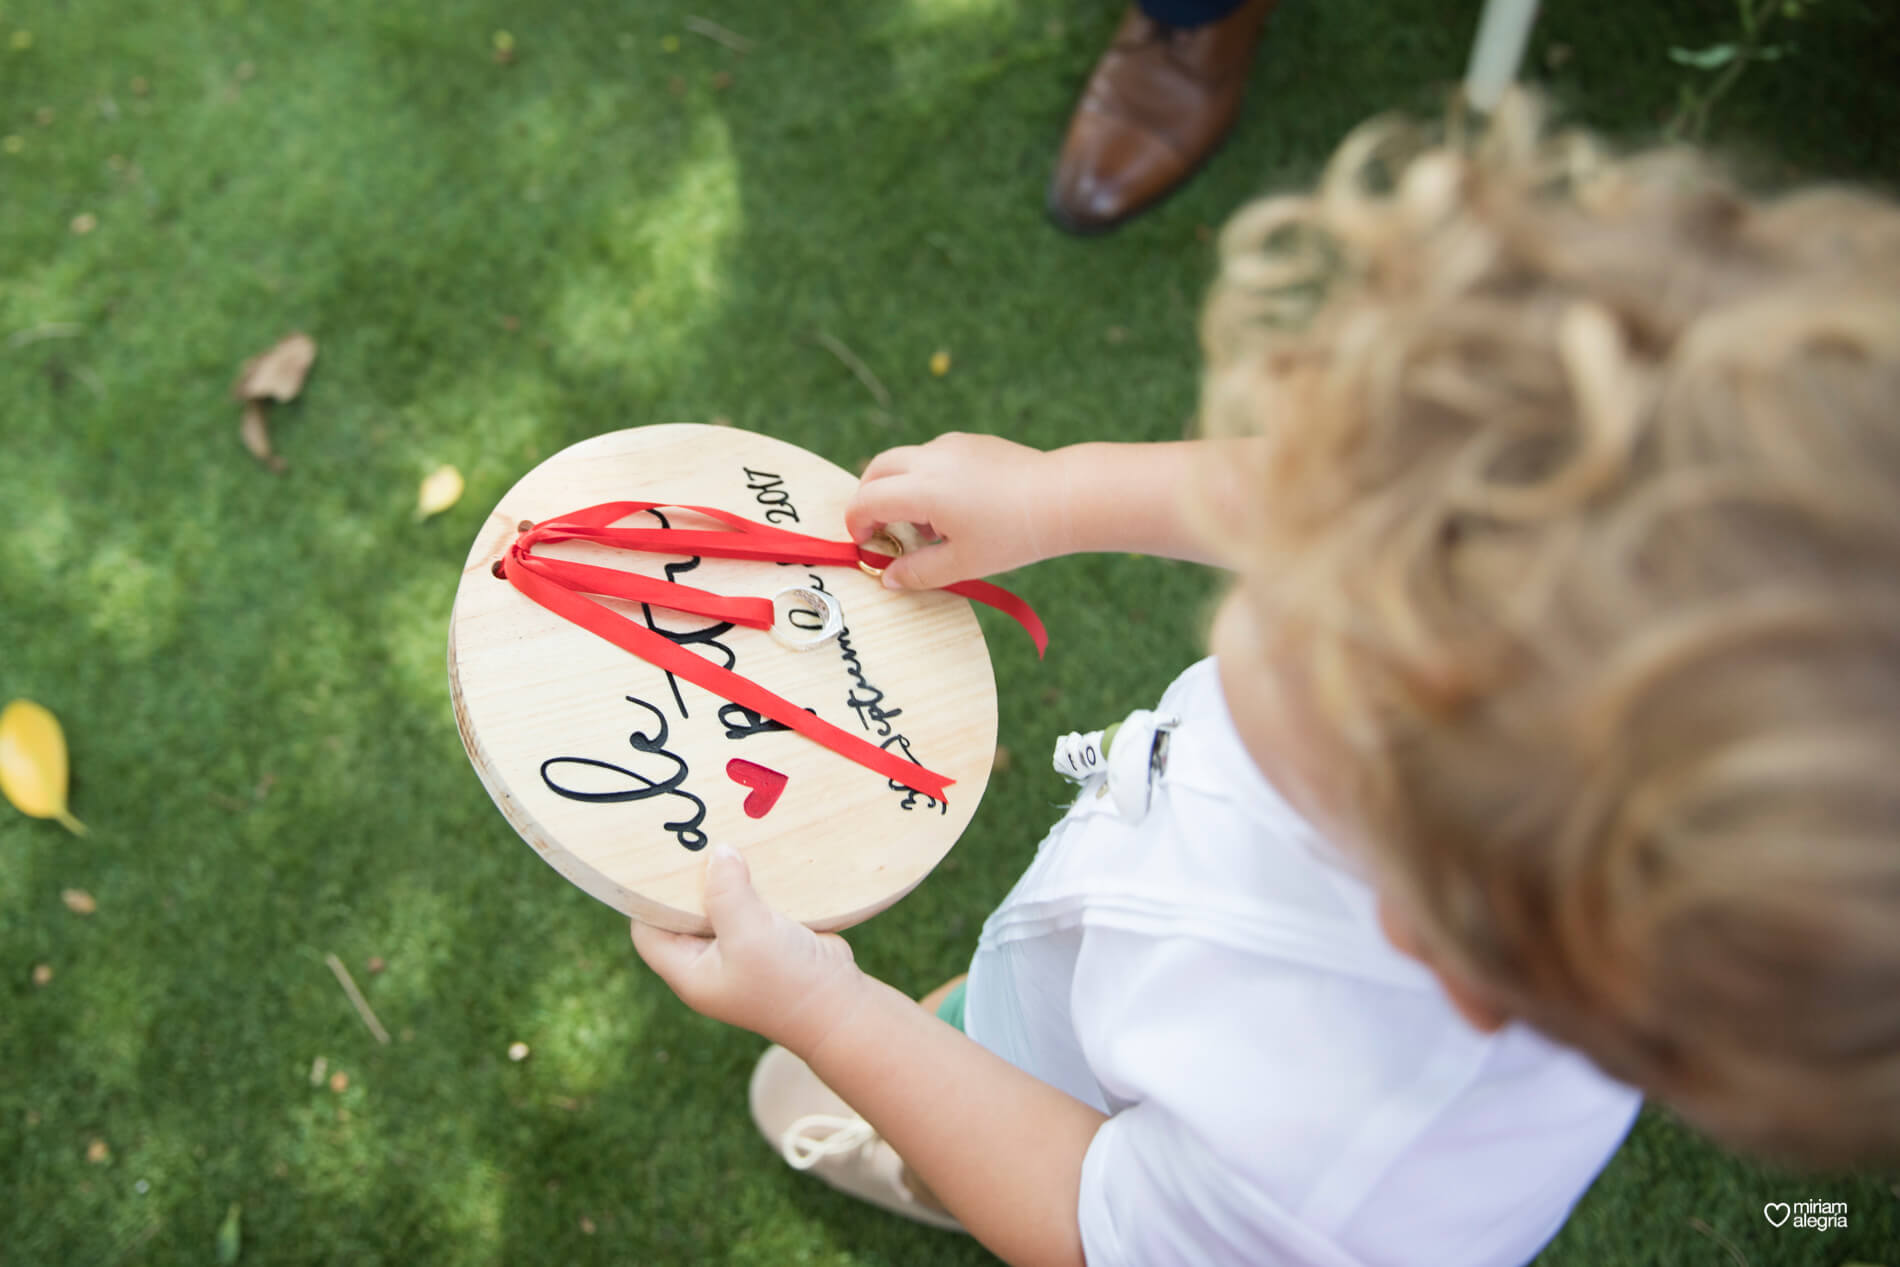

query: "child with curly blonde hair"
left=631, top=97, right=1900, bottom=1265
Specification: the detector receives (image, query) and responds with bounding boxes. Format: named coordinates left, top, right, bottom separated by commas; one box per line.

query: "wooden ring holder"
left=448, top=424, right=998, bottom=934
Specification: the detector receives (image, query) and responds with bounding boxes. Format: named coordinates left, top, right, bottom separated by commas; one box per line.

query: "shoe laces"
left=780, top=1112, right=879, bottom=1171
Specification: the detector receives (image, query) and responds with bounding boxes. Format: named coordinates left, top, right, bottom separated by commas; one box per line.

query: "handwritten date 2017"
left=743, top=467, right=802, bottom=525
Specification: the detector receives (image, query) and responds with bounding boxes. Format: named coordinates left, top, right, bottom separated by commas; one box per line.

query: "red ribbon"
left=500, top=502, right=1047, bottom=802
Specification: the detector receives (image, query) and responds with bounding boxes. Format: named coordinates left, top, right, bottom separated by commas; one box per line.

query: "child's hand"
left=631, top=844, right=867, bottom=1056
left=845, top=433, right=1068, bottom=590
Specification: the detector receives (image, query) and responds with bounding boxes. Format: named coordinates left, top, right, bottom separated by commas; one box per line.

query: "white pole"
left=1463, top=0, right=1541, bottom=112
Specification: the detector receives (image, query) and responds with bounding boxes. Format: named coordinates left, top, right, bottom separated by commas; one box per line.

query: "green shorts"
left=934, top=979, right=969, bottom=1033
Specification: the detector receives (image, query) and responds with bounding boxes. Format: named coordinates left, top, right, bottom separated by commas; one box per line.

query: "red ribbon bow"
left=500, top=502, right=1047, bottom=802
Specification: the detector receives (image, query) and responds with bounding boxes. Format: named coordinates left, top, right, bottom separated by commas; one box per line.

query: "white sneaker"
left=748, top=1044, right=966, bottom=1232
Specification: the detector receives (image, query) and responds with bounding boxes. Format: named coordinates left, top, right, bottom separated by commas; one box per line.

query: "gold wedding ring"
left=858, top=530, right=904, bottom=580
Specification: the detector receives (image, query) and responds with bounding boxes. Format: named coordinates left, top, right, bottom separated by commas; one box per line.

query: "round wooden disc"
left=448, top=424, right=997, bottom=934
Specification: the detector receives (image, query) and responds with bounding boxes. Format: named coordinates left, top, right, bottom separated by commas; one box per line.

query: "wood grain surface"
left=448, top=425, right=998, bottom=934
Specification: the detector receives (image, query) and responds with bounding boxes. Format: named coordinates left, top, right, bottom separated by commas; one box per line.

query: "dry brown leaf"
left=86, top=1138, right=110, bottom=1164
left=61, top=888, right=97, bottom=915
left=328, top=1071, right=349, bottom=1094
left=366, top=956, right=386, bottom=975
left=232, top=332, right=317, bottom=403
left=239, top=401, right=286, bottom=473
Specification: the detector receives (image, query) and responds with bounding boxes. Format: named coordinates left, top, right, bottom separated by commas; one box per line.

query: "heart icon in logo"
left=1763, top=1202, right=1791, bottom=1227
left=726, top=759, right=788, bottom=819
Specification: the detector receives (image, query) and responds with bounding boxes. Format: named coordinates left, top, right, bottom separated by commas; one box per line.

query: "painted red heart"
left=726, top=759, right=788, bottom=819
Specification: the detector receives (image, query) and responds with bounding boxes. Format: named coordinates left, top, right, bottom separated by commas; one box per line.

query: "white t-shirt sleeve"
left=1079, top=1102, right=1364, bottom=1267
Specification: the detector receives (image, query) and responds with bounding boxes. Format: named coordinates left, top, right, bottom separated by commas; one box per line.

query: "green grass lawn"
left=4, top=0, right=1898, bottom=1262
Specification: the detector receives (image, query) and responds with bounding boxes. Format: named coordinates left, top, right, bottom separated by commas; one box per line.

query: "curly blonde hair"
left=1199, top=95, right=1900, bottom=1166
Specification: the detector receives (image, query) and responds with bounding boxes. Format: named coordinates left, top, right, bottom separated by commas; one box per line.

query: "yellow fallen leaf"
left=0, top=699, right=86, bottom=834
left=62, top=888, right=97, bottom=914
left=415, top=464, right=464, bottom=520
left=929, top=349, right=951, bottom=376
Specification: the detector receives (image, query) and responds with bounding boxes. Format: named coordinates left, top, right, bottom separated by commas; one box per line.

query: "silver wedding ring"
left=770, top=586, right=844, bottom=651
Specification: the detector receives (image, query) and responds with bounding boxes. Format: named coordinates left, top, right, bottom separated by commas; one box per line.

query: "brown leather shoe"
left=1048, top=0, right=1279, bottom=235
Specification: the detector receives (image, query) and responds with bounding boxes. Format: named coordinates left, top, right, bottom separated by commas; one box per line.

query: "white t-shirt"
left=965, top=658, right=1640, bottom=1267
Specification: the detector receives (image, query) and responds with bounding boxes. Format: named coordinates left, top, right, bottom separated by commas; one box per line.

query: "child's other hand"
left=631, top=844, right=866, bottom=1055
left=845, top=433, right=1066, bottom=590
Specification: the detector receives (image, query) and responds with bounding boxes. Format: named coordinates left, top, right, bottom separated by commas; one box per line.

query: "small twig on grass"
left=6, top=322, right=83, bottom=349
left=684, top=15, right=753, bottom=53
left=325, top=952, right=391, bottom=1045
left=1686, top=1217, right=1750, bottom=1267
left=809, top=329, right=892, bottom=409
